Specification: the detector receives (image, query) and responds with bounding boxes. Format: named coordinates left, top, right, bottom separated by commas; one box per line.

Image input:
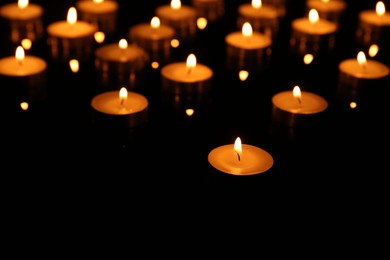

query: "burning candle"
left=208, top=137, right=274, bottom=175
left=225, top=21, right=272, bottom=71
left=94, top=38, right=149, bottom=90
left=0, top=45, right=47, bottom=102
left=306, top=0, right=347, bottom=24
left=290, top=8, right=337, bottom=57
left=91, top=87, right=149, bottom=128
left=128, top=16, right=175, bottom=66
left=75, top=0, right=119, bottom=36
left=155, top=0, right=197, bottom=42
left=46, top=6, right=97, bottom=62
left=271, top=85, right=328, bottom=128
left=191, top=0, right=225, bottom=22
left=0, top=0, right=44, bottom=43
left=237, top=0, right=279, bottom=39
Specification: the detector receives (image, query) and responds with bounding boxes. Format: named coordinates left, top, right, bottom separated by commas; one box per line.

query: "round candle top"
left=292, top=16, right=337, bottom=35
left=272, top=90, right=328, bottom=114
left=359, top=10, right=390, bottom=26
left=306, top=0, right=347, bottom=12
left=155, top=4, right=197, bottom=21
left=208, top=143, right=274, bottom=175
left=225, top=31, right=271, bottom=49
left=47, top=20, right=97, bottom=38
left=0, top=3, right=43, bottom=20
left=91, top=90, right=148, bottom=115
left=161, top=62, right=213, bottom=83
left=339, top=59, right=390, bottom=79
left=76, top=0, right=118, bottom=14
left=0, top=56, right=46, bottom=77
left=95, top=42, right=148, bottom=62
left=129, top=22, right=175, bottom=41
left=238, top=3, right=279, bottom=19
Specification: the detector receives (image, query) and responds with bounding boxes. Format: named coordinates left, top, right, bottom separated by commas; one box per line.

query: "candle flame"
left=376, top=1, right=386, bottom=16
left=119, top=87, right=128, bottom=106
left=20, top=102, right=29, bottom=111
left=69, top=59, right=79, bottom=73
left=151, top=16, right=160, bottom=29
left=293, top=85, right=302, bottom=105
left=368, top=44, right=379, bottom=57
left=303, top=54, right=314, bottom=65
left=93, top=0, right=104, bottom=4
left=15, top=46, right=25, bottom=65
left=252, top=0, right=262, bottom=9
left=18, top=0, right=28, bottom=9
left=171, top=0, right=181, bottom=10
left=242, top=22, right=253, bottom=37
left=321, top=0, right=330, bottom=3
left=21, top=38, right=32, bottom=50
left=357, top=51, right=367, bottom=68
left=186, top=108, right=195, bottom=117
left=234, top=137, right=242, bottom=162
left=309, top=9, right=319, bottom=24
left=119, top=39, right=128, bottom=50
left=67, top=7, right=77, bottom=25
left=239, top=70, right=249, bottom=81
left=171, top=39, right=180, bottom=48
left=186, top=53, right=197, bottom=74
left=94, top=31, right=105, bottom=43
left=197, top=17, right=208, bottom=30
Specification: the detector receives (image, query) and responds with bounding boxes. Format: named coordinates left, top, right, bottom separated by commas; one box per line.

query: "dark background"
left=1, top=0, right=389, bottom=252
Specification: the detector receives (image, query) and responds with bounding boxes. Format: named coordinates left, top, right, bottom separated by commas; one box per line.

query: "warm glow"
left=94, top=31, right=105, bottom=43
left=15, top=46, right=25, bottom=64
left=368, top=44, right=379, bottom=57
left=20, top=102, right=29, bottom=111
left=376, top=1, right=386, bottom=16
left=119, top=87, right=128, bottom=106
left=21, top=38, right=32, bottom=50
left=69, top=59, right=79, bottom=73
left=242, top=22, right=253, bottom=37
left=357, top=51, right=367, bottom=68
left=252, top=0, right=262, bottom=9
left=151, top=16, right=160, bottom=29
left=350, top=102, right=357, bottom=109
left=119, top=39, right=128, bottom=50
left=171, top=0, right=181, bottom=10
left=321, top=0, right=330, bottom=3
left=303, top=54, right=314, bottom=65
left=93, top=0, right=104, bottom=4
left=309, top=9, right=319, bottom=24
left=234, top=137, right=243, bottom=162
left=186, top=108, right=195, bottom=117
left=197, top=17, right=208, bottom=30
left=67, top=7, right=77, bottom=25
left=171, top=39, right=180, bottom=48
left=186, top=53, right=197, bottom=74
left=151, top=61, right=159, bottom=69
left=18, top=0, right=28, bottom=9
left=293, top=85, right=302, bottom=104
left=239, top=70, right=249, bottom=81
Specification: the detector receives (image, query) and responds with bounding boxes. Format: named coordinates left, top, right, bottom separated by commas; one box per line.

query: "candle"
left=191, top=0, right=225, bottom=22
left=0, top=0, right=44, bottom=44
left=261, top=0, right=288, bottom=18
left=271, top=85, right=328, bottom=128
left=0, top=45, right=47, bottom=102
left=155, top=0, right=197, bottom=42
left=225, top=22, right=272, bottom=71
left=290, top=8, right=337, bottom=57
left=237, top=0, right=279, bottom=39
left=94, top=39, right=149, bottom=90
left=337, top=51, right=390, bottom=107
left=75, top=0, right=118, bottom=36
left=91, top=87, right=149, bottom=128
left=355, top=1, right=390, bottom=50
left=46, top=6, right=97, bottom=62
left=208, top=137, right=274, bottom=175
left=306, top=0, right=347, bottom=24
left=128, top=16, right=175, bottom=66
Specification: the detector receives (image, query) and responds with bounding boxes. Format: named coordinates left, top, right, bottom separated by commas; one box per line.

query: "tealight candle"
left=225, top=22, right=272, bottom=71
left=290, top=8, right=337, bottom=57
left=0, top=0, right=44, bottom=43
left=155, top=0, right=198, bottom=42
left=75, top=0, right=119, bottom=36
left=0, top=45, right=47, bottom=102
left=46, top=6, right=97, bottom=62
left=337, top=51, right=390, bottom=107
left=237, top=0, right=279, bottom=39
left=306, top=0, right=347, bottom=24
left=271, top=85, right=328, bottom=128
left=208, top=137, right=274, bottom=175
left=191, top=0, right=225, bottom=22
left=91, top=87, right=149, bottom=128
left=94, top=39, right=149, bottom=90
left=128, top=16, right=175, bottom=65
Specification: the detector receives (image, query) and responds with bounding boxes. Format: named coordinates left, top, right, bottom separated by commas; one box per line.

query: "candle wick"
left=236, top=151, right=241, bottom=162
left=187, top=67, right=193, bottom=75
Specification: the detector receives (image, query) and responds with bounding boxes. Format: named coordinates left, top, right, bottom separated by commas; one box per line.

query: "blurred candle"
left=225, top=22, right=272, bottom=71
left=191, top=0, right=225, bottom=22
left=208, top=137, right=274, bottom=175
left=306, top=0, right=347, bottom=24
left=0, top=0, right=44, bottom=43
left=46, top=6, right=97, bottom=62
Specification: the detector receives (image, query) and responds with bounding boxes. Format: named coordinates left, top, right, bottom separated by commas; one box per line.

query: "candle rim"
left=0, top=2, right=43, bottom=19
left=339, top=58, right=390, bottom=79
left=272, top=90, right=328, bottom=114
